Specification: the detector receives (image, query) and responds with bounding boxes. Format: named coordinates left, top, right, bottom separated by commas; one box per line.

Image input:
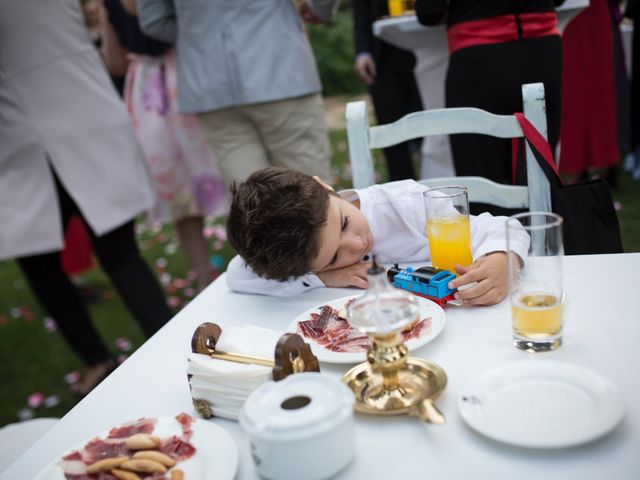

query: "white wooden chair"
left=346, top=83, right=553, bottom=213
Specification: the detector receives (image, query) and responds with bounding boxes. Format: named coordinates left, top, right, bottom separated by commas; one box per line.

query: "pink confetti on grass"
left=27, top=392, right=44, bottom=409
left=160, top=274, right=172, bottom=288
left=44, top=395, right=60, bottom=408
left=18, top=408, right=34, bottom=421
left=212, top=225, right=227, bottom=241
left=64, top=371, right=80, bottom=384
left=184, top=288, right=196, bottom=298
left=167, top=296, right=181, bottom=308
left=173, top=278, right=187, bottom=289
left=135, top=223, right=147, bottom=235
left=43, top=316, right=57, bottom=333
left=117, top=354, right=128, bottom=364
left=203, top=225, right=216, bottom=239
left=115, top=337, right=132, bottom=352
left=186, top=270, right=197, bottom=282
left=213, top=240, right=225, bottom=251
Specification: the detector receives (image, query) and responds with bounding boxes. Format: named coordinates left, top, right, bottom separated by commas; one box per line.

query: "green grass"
left=1, top=129, right=638, bottom=427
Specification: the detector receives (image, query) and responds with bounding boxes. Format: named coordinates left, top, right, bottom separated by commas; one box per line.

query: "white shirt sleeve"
left=225, top=255, right=326, bottom=296
left=470, top=213, right=530, bottom=263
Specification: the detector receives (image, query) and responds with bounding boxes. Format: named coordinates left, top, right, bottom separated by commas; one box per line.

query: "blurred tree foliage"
left=307, top=3, right=366, bottom=96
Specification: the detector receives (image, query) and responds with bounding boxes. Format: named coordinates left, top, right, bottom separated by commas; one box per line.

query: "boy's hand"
left=448, top=252, right=511, bottom=306
left=316, top=262, right=371, bottom=289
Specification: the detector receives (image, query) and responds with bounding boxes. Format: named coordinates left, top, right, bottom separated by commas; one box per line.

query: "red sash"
left=447, top=12, right=560, bottom=54
left=511, top=112, right=561, bottom=185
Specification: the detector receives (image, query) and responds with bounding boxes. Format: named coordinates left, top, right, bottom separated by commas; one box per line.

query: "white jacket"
left=138, top=0, right=339, bottom=114
left=0, top=0, right=154, bottom=260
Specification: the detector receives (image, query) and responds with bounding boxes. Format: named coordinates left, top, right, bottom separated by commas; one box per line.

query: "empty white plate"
left=458, top=360, right=625, bottom=448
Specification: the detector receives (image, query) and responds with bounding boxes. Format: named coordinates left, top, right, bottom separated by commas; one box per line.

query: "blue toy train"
left=386, top=264, right=457, bottom=307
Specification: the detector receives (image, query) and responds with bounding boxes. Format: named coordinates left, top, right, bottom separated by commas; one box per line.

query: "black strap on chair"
left=512, top=113, right=623, bottom=255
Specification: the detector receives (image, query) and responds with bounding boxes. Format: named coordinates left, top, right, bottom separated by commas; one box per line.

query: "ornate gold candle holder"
left=342, top=329, right=447, bottom=423
left=341, top=260, right=447, bottom=423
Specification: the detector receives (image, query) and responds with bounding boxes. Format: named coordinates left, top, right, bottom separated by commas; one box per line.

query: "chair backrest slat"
left=345, top=82, right=553, bottom=213
left=418, top=177, right=529, bottom=209
left=369, top=108, right=522, bottom=149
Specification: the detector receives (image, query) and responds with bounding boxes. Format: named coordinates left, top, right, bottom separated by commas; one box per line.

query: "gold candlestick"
left=341, top=260, right=447, bottom=423
left=342, top=330, right=447, bottom=423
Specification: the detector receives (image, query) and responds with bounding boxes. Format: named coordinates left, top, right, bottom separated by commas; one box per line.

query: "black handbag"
left=513, top=113, right=623, bottom=255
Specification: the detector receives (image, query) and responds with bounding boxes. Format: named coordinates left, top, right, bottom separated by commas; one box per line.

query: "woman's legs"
left=16, top=253, right=112, bottom=366
left=16, top=172, right=117, bottom=394
left=91, top=220, right=172, bottom=338
left=17, top=169, right=171, bottom=394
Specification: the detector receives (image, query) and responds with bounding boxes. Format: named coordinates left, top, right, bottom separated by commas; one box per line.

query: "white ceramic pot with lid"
left=239, top=372, right=355, bottom=480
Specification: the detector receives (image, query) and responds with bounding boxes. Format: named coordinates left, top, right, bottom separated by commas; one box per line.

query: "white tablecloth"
left=2, top=253, right=639, bottom=480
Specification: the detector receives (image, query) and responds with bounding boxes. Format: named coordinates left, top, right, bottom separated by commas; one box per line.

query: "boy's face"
left=310, top=195, right=373, bottom=273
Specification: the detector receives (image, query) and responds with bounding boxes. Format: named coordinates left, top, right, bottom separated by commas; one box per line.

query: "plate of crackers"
left=33, top=413, right=237, bottom=480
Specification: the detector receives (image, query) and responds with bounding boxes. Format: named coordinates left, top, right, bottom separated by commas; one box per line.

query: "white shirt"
left=226, top=180, right=530, bottom=296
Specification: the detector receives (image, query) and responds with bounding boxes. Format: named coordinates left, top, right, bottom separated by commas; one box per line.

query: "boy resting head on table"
left=225, top=167, right=529, bottom=306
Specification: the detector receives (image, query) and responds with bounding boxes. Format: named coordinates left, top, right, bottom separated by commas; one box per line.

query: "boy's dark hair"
left=226, top=167, right=333, bottom=281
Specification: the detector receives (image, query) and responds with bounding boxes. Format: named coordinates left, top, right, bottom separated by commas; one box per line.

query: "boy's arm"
left=470, top=212, right=529, bottom=261
left=446, top=213, right=529, bottom=306
left=225, top=255, right=326, bottom=297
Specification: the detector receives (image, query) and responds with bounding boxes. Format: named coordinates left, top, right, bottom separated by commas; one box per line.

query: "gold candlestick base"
left=342, top=331, right=447, bottom=423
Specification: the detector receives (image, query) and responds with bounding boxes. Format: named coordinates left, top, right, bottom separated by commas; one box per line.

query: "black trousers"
left=369, top=41, right=423, bottom=181
left=17, top=173, right=172, bottom=365
left=446, top=36, right=563, bottom=186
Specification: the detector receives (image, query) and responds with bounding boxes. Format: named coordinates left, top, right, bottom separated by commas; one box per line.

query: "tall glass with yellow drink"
left=424, top=186, right=472, bottom=274
left=506, top=212, right=565, bottom=352
left=387, top=0, right=416, bottom=17
left=387, top=0, right=405, bottom=16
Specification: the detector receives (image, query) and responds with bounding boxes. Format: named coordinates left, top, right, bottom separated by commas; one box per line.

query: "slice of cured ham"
left=107, top=417, right=156, bottom=439
left=297, top=302, right=432, bottom=353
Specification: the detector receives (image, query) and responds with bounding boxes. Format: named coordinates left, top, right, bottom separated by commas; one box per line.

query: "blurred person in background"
left=100, top=0, right=227, bottom=292
left=0, top=0, right=172, bottom=396
left=416, top=0, right=565, bottom=191
left=137, top=0, right=339, bottom=186
left=352, top=0, right=423, bottom=181
left=624, top=0, right=640, bottom=179
left=559, top=0, right=621, bottom=184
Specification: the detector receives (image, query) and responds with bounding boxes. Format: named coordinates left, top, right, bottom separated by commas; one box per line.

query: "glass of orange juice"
left=387, top=0, right=404, bottom=17
left=387, top=0, right=415, bottom=17
left=506, top=212, right=564, bottom=352
left=423, top=186, right=472, bottom=274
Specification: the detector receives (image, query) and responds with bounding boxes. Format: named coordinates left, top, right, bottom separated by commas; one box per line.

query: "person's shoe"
left=70, top=359, right=117, bottom=398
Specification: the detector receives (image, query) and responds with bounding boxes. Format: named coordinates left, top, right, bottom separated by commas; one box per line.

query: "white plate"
left=287, top=294, right=446, bottom=364
left=34, top=416, right=238, bottom=480
left=458, top=361, right=625, bottom=448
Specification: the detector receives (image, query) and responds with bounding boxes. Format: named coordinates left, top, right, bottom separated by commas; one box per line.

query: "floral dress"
left=125, top=50, right=227, bottom=224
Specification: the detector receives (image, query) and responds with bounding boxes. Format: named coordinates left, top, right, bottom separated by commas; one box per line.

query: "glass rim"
left=506, top=211, right=563, bottom=230
left=423, top=185, right=468, bottom=197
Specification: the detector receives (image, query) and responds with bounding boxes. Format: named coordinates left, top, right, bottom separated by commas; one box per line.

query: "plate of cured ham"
left=287, top=295, right=446, bottom=364
left=33, top=413, right=238, bottom=480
